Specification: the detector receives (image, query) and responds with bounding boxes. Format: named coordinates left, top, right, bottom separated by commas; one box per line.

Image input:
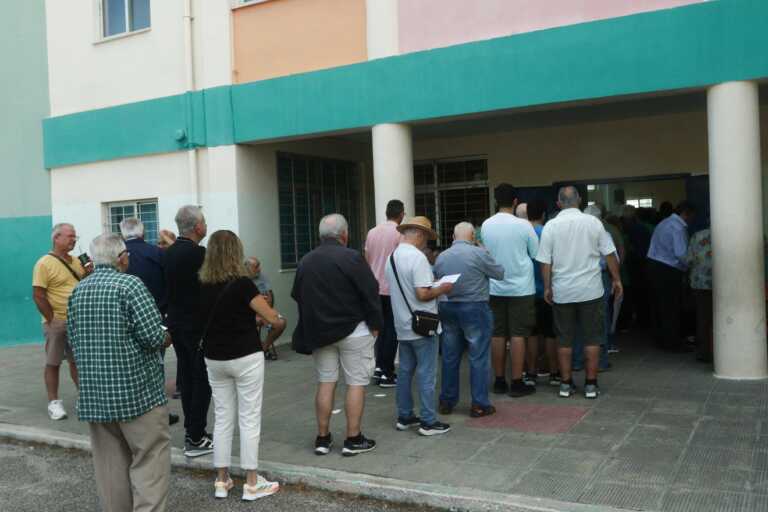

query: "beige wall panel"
left=233, top=0, right=367, bottom=83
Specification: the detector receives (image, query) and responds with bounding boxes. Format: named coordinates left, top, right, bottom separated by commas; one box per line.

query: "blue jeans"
left=396, top=336, right=438, bottom=426
left=438, top=302, right=493, bottom=408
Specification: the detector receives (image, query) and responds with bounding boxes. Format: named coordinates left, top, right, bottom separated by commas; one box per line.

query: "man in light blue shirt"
left=647, top=201, right=696, bottom=352
left=481, top=184, right=539, bottom=398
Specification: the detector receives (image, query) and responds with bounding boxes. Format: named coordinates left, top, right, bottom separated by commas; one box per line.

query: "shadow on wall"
left=0, top=215, right=52, bottom=347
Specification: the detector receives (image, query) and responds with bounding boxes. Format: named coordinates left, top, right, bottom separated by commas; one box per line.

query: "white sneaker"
left=214, top=478, right=233, bottom=499
left=48, top=400, right=67, bottom=420
left=242, top=475, right=279, bottom=501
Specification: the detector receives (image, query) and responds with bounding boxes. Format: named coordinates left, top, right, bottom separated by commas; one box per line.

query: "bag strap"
left=389, top=251, right=414, bottom=316
left=47, top=253, right=82, bottom=282
left=200, top=279, right=238, bottom=348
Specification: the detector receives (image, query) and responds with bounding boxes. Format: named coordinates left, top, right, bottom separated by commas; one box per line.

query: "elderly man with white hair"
left=433, top=222, right=504, bottom=418
left=67, top=233, right=172, bottom=511
left=537, top=187, right=622, bottom=399
left=291, top=213, right=384, bottom=457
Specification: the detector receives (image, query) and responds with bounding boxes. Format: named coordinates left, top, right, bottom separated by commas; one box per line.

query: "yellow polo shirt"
left=32, top=254, right=86, bottom=321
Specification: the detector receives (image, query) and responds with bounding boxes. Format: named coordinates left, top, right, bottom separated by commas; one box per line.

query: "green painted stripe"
left=0, top=215, right=52, bottom=346
left=44, top=0, right=768, bottom=168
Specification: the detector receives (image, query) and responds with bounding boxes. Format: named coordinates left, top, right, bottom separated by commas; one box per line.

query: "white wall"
left=45, top=0, right=232, bottom=116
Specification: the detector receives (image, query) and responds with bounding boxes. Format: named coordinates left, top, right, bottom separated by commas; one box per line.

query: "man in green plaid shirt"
left=67, top=233, right=171, bottom=512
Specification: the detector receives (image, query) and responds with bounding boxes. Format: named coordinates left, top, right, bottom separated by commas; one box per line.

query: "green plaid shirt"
left=67, top=265, right=167, bottom=423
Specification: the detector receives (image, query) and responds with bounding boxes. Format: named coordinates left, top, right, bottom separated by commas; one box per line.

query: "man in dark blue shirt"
left=120, top=218, right=167, bottom=314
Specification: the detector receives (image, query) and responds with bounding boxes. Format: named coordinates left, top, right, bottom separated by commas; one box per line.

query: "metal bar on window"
left=290, top=157, right=299, bottom=268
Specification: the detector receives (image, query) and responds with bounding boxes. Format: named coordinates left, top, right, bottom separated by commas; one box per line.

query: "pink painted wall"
left=398, top=0, right=709, bottom=54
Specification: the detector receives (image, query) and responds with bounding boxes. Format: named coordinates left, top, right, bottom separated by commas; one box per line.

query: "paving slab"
left=2, top=331, right=768, bottom=511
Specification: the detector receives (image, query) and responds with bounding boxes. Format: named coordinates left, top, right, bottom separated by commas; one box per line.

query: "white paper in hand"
left=431, top=274, right=461, bottom=287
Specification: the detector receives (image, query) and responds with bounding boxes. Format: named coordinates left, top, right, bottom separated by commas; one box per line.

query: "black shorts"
left=490, top=295, right=535, bottom=338
left=553, top=297, right=605, bottom=348
left=532, top=298, right=555, bottom=338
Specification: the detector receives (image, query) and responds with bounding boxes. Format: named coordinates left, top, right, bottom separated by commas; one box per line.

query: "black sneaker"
left=493, top=379, right=509, bottom=394
left=372, top=368, right=383, bottom=385
left=418, top=421, right=451, bottom=436
left=549, top=373, right=562, bottom=386
left=168, top=413, right=180, bottom=426
left=508, top=381, right=537, bottom=398
left=342, top=434, right=376, bottom=456
left=184, top=433, right=214, bottom=457
left=523, top=372, right=537, bottom=387
left=378, top=373, right=397, bottom=388
left=314, top=434, right=332, bottom=455
left=395, top=416, right=421, bottom=431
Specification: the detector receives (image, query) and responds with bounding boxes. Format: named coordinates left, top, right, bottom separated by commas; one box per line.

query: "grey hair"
left=51, top=223, right=74, bottom=242
left=119, top=217, right=144, bottom=239
left=453, top=222, right=474, bottom=240
left=584, top=205, right=602, bottom=219
left=401, top=227, right=424, bottom=239
left=558, top=186, right=581, bottom=209
left=318, top=213, right=348, bottom=241
left=175, top=205, right=204, bottom=235
left=90, top=233, right=126, bottom=266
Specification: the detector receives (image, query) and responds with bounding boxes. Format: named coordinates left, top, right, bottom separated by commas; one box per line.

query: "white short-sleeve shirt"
left=536, top=208, right=616, bottom=304
left=385, top=243, right=438, bottom=340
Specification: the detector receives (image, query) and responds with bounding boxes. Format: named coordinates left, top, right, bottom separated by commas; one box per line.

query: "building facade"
left=28, top=0, right=768, bottom=377
left=1, top=1, right=52, bottom=345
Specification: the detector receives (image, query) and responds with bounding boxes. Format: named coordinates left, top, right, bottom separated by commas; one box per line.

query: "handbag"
left=389, top=252, right=440, bottom=337
left=198, top=280, right=237, bottom=351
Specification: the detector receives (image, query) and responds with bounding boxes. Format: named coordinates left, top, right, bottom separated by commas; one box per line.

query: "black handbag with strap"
left=389, top=252, right=440, bottom=337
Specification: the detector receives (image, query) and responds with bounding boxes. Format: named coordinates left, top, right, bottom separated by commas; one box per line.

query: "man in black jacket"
left=164, top=205, right=213, bottom=457
left=292, top=213, right=383, bottom=457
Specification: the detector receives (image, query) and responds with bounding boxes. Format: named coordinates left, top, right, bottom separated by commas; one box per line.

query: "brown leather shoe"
left=438, top=401, right=453, bottom=415
left=470, top=404, right=496, bottom=418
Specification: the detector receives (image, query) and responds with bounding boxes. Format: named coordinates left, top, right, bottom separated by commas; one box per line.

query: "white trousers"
left=205, top=352, right=265, bottom=470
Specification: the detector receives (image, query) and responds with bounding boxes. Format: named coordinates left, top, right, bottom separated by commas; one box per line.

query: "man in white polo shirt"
left=536, top=186, right=622, bottom=399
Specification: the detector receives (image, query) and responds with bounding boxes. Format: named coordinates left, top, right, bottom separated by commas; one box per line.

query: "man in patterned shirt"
left=67, top=233, right=171, bottom=512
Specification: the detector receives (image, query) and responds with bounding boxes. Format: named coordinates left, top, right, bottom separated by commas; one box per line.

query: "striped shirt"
left=67, top=265, right=167, bottom=422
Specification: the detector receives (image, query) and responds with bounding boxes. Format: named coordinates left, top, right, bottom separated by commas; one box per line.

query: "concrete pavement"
left=1, top=332, right=767, bottom=511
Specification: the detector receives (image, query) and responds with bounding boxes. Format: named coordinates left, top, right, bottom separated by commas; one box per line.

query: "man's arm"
left=127, top=280, right=166, bottom=352
left=541, top=263, right=554, bottom=305
left=32, top=287, right=54, bottom=323
left=351, top=253, right=384, bottom=337
left=478, top=248, right=505, bottom=281
left=673, top=227, right=689, bottom=268
left=526, top=225, right=540, bottom=259
left=605, top=253, right=623, bottom=299
left=415, top=283, right=453, bottom=301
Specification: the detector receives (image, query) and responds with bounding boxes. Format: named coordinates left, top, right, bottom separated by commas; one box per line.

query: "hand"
left=261, top=339, right=274, bottom=351
left=255, top=314, right=267, bottom=327
left=612, top=279, right=624, bottom=301
left=371, top=330, right=380, bottom=339
left=163, top=332, right=173, bottom=348
left=439, top=282, right=454, bottom=295
left=544, top=287, right=554, bottom=306
left=84, top=262, right=94, bottom=275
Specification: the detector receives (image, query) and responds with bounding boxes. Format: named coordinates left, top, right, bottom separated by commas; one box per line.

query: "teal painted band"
left=0, top=215, right=53, bottom=346
left=43, top=0, right=768, bottom=169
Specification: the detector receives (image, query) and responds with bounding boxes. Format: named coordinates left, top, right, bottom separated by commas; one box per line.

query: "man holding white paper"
left=433, top=222, right=505, bottom=417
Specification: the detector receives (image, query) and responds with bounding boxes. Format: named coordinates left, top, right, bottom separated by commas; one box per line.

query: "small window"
left=106, top=200, right=159, bottom=244
left=626, top=198, right=653, bottom=209
left=102, top=0, right=150, bottom=38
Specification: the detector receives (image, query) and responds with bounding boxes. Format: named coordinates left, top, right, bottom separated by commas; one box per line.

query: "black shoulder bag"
left=389, top=252, right=440, bottom=337
left=198, top=280, right=237, bottom=351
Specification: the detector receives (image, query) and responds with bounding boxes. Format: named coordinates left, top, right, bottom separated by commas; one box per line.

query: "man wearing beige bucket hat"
left=385, top=216, right=454, bottom=436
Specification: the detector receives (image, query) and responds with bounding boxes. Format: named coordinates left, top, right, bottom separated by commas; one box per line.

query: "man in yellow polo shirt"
left=32, top=223, right=90, bottom=420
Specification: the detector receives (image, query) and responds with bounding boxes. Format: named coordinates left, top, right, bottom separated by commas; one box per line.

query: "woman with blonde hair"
left=198, top=230, right=286, bottom=501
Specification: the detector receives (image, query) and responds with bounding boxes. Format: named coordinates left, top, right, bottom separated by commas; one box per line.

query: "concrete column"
left=707, top=81, right=768, bottom=379
left=372, top=124, right=415, bottom=223
left=366, top=1, right=414, bottom=223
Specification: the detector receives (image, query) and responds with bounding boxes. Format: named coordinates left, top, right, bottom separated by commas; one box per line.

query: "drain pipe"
left=183, top=0, right=200, bottom=205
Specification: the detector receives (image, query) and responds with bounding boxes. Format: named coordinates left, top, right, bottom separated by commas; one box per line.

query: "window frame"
left=104, top=199, right=160, bottom=245
left=98, top=0, right=151, bottom=41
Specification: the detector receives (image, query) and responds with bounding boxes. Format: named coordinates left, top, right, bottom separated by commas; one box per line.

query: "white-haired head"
left=90, top=233, right=127, bottom=267
left=175, top=205, right=205, bottom=236
left=515, top=203, right=528, bottom=220
left=119, top=217, right=144, bottom=239
left=584, top=204, right=602, bottom=219
left=318, top=213, right=349, bottom=243
left=453, top=222, right=475, bottom=241
left=557, top=186, right=581, bottom=209
left=51, top=223, right=74, bottom=243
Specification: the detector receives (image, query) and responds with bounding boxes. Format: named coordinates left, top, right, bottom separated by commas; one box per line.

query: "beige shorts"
left=43, top=319, right=72, bottom=366
left=312, top=334, right=375, bottom=386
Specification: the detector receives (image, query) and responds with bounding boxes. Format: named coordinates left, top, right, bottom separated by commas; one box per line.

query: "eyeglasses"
left=118, top=250, right=130, bottom=258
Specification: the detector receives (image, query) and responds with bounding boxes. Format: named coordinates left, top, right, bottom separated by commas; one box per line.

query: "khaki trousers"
left=89, top=405, right=171, bottom=512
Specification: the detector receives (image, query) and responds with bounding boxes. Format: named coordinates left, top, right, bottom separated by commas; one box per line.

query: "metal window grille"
left=107, top=200, right=159, bottom=245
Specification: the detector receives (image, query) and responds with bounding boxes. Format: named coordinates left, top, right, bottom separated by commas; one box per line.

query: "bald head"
left=453, top=222, right=475, bottom=242
left=515, top=203, right=528, bottom=219
left=558, top=186, right=581, bottom=209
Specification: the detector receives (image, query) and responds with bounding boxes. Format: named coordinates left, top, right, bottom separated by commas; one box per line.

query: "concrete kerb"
left=0, top=422, right=632, bottom=512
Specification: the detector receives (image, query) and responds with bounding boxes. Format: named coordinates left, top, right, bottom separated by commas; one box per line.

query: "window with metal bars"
left=106, top=200, right=159, bottom=245
left=277, top=153, right=361, bottom=269
left=414, top=158, right=490, bottom=246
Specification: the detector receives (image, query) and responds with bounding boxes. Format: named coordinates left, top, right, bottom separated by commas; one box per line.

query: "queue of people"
left=31, top=184, right=711, bottom=511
